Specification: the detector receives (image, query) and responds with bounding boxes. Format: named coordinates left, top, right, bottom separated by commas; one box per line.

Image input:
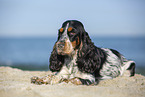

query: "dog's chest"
left=63, top=53, right=78, bottom=75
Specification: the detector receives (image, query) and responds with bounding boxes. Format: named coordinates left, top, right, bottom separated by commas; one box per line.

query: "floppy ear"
left=49, top=43, right=64, bottom=72
left=77, top=32, right=107, bottom=74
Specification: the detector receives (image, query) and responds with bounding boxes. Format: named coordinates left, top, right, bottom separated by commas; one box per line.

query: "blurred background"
left=0, top=0, right=145, bottom=75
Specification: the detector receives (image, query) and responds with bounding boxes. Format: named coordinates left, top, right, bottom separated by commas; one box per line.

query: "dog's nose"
left=57, top=43, right=64, bottom=49
left=57, top=41, right=65, bottom=49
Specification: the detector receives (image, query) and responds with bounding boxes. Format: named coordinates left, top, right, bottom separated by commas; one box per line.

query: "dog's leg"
left=69, top=77, right=99, bottom=85
left=121, top=60, right=135, bottom=77
left=31, top=75, right=53, bottom=85
left=127, top=62, right=135, bottom=76
left=31, top=74, right=63, bottom=85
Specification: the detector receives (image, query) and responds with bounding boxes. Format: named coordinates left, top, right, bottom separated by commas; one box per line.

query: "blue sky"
left=0, top=0, right=145, bottom=37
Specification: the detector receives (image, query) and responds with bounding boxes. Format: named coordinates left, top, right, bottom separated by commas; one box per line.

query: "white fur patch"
left=56, top=50, right=95, bottom=83
left=100, top=48, right=135, bottom=79
left=100, top=48, right=122, bottom=79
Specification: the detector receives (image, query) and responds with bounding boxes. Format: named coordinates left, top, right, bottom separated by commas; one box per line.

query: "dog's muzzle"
left=56, top=39, right=74, bottom=55
left=56, top=41, right=65, bottom=50
left=56, top=40, right=66, bottom=55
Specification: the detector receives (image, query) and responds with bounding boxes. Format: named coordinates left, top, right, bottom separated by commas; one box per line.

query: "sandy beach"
left=0, top=66, right=144, bottom=97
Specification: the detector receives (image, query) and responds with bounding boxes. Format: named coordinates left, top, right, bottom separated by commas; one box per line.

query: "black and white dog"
left=31, top=20, right=135, bottom=85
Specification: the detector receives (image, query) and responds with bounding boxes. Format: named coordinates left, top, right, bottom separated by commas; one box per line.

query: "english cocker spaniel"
left=31, top=20, right=135, bottom=85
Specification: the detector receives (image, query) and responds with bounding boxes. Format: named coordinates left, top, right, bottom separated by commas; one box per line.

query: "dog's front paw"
left=59, top=78, right=69, bottom=83
left=70, top=77, right=82, bottom=85
left=31, top=76, right=44, bottom=85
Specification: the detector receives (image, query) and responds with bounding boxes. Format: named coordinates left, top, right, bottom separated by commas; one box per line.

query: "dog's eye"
left=69, top=32, right=76, bottom=36
left=59, top=28, right=64, bottom=33
left=68, top=27, right=76, bottom=36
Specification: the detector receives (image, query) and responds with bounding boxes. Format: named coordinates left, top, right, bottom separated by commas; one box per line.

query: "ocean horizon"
left=0, top=36, right=145, bottom=75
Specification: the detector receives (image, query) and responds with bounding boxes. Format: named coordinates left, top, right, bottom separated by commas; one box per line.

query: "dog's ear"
left=77, top=32, right=106, bottom=74
left=49, top=43, right=64, bottom=72
left=78, top=31, right=94, bottom=57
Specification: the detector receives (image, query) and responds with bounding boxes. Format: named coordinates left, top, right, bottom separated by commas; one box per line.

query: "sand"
left=0, top=66, right=145, bottom=97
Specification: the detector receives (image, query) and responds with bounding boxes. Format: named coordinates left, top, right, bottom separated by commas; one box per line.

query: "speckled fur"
left=31, top=20, right=135, bottom=85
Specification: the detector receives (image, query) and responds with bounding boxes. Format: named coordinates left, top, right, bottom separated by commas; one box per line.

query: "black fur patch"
left=79, top=78, right=99, bottom=85
left=127, top=62, right=135, bottom=76
left=77, top=31, right=107, bottom=75
left=110, top=49, right=121, bottom=59
left=49, top=46, right=64, bottom=72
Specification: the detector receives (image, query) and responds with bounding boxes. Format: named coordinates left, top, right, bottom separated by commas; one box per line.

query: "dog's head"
left=56, top=20, right=85, bottom=55
left=50, top=20, right=105, bottom=73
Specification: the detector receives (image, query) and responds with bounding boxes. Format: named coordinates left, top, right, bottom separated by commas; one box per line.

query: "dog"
left=31, top=20, right=135, bottom=85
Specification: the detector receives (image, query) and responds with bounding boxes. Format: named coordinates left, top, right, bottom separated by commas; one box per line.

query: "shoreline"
left=1, top=65, right=145, bottom=76
left=0, top=66, right=145, bottom=97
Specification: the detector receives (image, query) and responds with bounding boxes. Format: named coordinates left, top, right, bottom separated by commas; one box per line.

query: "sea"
left=0, top=36, right=145, bottom=75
